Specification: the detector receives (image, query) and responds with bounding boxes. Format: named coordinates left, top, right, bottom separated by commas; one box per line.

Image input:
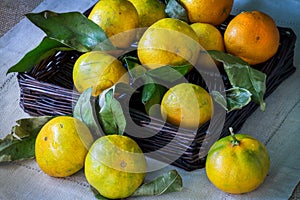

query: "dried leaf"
left=165, top=0, right=189, bottom=22
left=0, top=116, right=53, bottom=162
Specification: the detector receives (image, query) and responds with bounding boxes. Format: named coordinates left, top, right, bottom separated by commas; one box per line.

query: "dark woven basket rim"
left=17, top=14, right=297, bottom=171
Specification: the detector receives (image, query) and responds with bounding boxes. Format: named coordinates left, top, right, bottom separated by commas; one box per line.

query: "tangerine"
left=138, top=18, right=200, bottom=69
left=88, top=0, right=139, bottom=48
left=179, top=0, right=234, bottom=25
left=85, top=135, right=147, bottom=199
left=35, top=116, right=93, bottom=177
left=161, top=83, right=213, bottom=129
left=190, top=22, right=225, bottom=68
left=224, top=11, right=280, bottom=65
left=73, top=51, right=129, bottom=96
left=206, top=128, right=270, bottom=194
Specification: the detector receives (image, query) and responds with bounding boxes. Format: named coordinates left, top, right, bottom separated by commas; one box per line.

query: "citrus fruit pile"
left=70, top=0, right=280, bottom=127
left=30, top=0, right=278, bottom=197
left=35, top=116, right=147, bottom=199
left=177, top=0, right=279, bottom=66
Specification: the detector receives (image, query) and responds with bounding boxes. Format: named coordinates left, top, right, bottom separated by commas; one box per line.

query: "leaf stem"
left=229, top=127, right=240, bottom=146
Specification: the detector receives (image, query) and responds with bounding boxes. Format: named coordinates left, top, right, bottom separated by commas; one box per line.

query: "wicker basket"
left=17, top=15, right=297, bottom=171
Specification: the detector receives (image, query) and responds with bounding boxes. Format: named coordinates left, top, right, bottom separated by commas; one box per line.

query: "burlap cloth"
left=0, top=0, right=43, bottom=37
left=0, top=0, right=299, bottom=199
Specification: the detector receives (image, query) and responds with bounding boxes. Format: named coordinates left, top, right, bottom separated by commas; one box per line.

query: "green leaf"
left=112, top=82, right=137, bottom=95
left=141, top=76, right=167, bottom=115
left=26, top=11, right=115, bottom=52
left=90, top=170, right=182, bottom=199
left=0, top=116, right=53, bottom=162
left=208, top=50, right=266, bottom=111
left=144, top=83, right=167, bottom=117
left=122, top=55, right=141, bottom=70
left=98, top=85, right=127, bottom=135
left=7, top=37, right=71, bottom=74
left=0, top=135, right=36, bottom=162
left=122, top=56, right=147, bottom=81
left=133, top=170, right=183, bottom=196
left=122, top=56, right=190, bottom=84
left=73, top=88, right=104, bottom=139
left=211, top=87, right=252, bottom=112
left=165, top=0, right=189, bottom=23
left=146, top=64, right=191, bottom=83
left=90, top=186, right=109, bottom=200
left=11, top=116, right=54, bottom=138
left=141, top=76, right=156, bottom=104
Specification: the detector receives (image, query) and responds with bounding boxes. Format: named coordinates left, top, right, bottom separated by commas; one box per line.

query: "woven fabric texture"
left=0, top=0, right=43, bottom=37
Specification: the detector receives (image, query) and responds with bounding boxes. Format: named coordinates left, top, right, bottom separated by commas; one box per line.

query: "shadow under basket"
left=17, top=24, right=297, bottom=171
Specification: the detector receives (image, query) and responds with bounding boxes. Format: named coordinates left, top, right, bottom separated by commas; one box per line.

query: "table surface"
left=0, top=0, right=299, bottom=199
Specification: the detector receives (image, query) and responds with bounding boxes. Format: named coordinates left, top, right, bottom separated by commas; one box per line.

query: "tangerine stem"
left=229, top=127, right=240, bottom=146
